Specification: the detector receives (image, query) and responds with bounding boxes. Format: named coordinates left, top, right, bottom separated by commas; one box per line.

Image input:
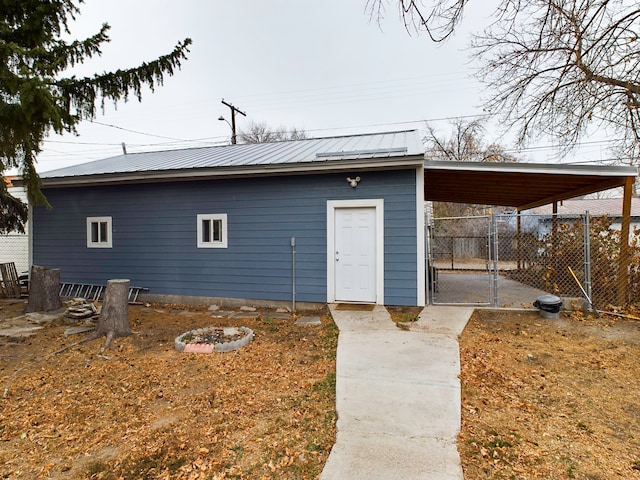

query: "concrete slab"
left=414, top=305, right=475, bottom=337
left=263, top=312, right=291, bottom=320
left=294, top=316, right=321, bottom=326
left=0, top=325, right=44, bottom=337
left=330, top=304, right=397, bottom=332
left=24, top=311, right=65, bottom=324
left=321, top=304, right=474, bottom=480
left=432, top=272, right=548, bottom=308
left=322, top=432, right=462, bottom=480
left=337, top=378, right=460, bottom=438
left=227, top=311, right=261, bottom=319
left=337, top=330, right=460, bottom=386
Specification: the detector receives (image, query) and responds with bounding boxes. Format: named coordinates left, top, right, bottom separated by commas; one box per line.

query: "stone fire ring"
left=175, top=326, right=254, bottom=353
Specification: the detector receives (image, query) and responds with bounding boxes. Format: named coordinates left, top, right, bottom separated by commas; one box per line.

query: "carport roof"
left=423, top=160, right=638, bottom=210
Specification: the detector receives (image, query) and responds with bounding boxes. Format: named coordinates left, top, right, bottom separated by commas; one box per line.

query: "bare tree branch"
left=368, top=0, right=640, bottom=163
left=366, top=0, right=472, bottom=41
left=238, top=121, right=307, bottom=144
left=473, top=0, right=640, bottom=163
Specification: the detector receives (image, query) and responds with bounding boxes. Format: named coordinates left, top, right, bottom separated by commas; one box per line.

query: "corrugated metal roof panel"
left=526, top=197, right=640, bottom=217
left=40, top=130, right=424, bottom=179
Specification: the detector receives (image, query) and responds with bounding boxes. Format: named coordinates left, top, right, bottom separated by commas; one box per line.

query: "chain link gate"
left=426, top=211, right=590, bottom=307
left=427, top=215, right=494, bottom=305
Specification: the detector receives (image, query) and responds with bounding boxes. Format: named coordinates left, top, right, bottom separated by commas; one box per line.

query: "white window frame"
left=197, top=214, right=228, bottom=248
left=86, top=216, right=113, bottom=248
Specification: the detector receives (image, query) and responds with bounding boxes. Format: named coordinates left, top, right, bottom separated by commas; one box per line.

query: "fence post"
left=516, top=212, right=522, bottom=270
left=492, top=214, right=499, bottom=307
left=583, top=211, right=592, bottom=311
left=618, top=176, right=634, bottom=305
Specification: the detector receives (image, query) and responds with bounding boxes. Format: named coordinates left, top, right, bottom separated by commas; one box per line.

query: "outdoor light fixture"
left=347, top=176, right=361, bottom=188
left=218, top=115, right=234, bottom=144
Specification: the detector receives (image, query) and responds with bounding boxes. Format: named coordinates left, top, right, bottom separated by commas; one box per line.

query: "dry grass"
left=0, top=301, right=337, bottom=479
left=459, top=309, right=640, bottom=479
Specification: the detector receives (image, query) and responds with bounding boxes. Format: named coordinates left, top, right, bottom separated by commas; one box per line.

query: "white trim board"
left=416, top=166, right=426, bottom=306
left=327, top=199, right=384, bottom=304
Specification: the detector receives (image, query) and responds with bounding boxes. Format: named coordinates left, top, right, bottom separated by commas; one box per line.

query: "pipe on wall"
left=291, top=237, right=296, bottom=312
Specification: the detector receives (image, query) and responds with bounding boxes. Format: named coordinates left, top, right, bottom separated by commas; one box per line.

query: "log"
left=95, top=279, right=132, bottom=348
left=25, top=265, right=62, bottom=313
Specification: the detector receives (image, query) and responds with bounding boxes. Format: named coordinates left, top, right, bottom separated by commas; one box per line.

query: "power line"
left=90, top=120, right=187, bottom=141
left=37, top=111, right=629, bottom=165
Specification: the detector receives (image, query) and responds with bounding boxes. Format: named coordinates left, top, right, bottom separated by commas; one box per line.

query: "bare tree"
left=366, top=0, right=471, bottom=42
left=425, top=118, right=519, bottom=163
left=238, top=121, right=307, bottom=144
left=425, top=118, right=519, bottom=217
left=367, top=0, right=640, bottom=164
left=474, top=1, right=640, bottom=163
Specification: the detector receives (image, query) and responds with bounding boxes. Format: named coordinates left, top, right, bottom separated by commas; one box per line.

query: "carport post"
left=583, top=211, right=592, bottom=311
left=617, top=176, right=634, bottom=305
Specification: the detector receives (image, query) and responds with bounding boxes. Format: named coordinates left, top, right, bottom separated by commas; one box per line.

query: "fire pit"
left=175, top=326, right=254, bottom=353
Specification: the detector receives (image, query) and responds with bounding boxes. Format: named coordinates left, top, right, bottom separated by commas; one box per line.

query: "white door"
left=334, top=207, right=377, bottom=302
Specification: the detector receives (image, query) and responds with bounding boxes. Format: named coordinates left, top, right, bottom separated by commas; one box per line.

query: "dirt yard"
left=459, top=309, right=640, bottom=479
left=4, top=299, right=640, bottom=480
left=0, top=300, right=337, bottom=480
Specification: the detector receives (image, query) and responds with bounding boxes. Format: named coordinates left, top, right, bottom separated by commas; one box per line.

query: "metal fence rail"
left=427, top=211, right=640, bottom=308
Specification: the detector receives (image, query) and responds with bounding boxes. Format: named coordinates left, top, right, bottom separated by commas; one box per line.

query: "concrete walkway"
left=320, top=304, right=474, bottom=480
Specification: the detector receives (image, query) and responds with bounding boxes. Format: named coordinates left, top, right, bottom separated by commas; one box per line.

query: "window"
left=87, top=217, right=112, bottom=248
left=197, top=214, right=227, bottom=248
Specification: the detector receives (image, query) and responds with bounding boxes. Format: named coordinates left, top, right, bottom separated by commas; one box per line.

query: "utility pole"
left=221, top=99, right=246, bottom=145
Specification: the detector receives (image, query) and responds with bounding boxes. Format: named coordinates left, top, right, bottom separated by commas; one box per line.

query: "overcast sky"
left=36, top=0, right=614, bottom=172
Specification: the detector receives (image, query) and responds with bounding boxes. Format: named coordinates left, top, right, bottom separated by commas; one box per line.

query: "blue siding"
left=33, top=169, right=419, bottom=305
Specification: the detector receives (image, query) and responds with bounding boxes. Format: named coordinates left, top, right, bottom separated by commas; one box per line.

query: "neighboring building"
left=523, top=197, right=640, bottom=235
left=32, top=131, right=427, bottom=307
left=0, top=177, right=29, bottom=274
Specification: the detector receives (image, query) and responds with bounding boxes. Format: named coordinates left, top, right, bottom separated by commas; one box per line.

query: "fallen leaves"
left=0, top=302, right=337, bottom=479
left=459, top=310, right=640, bottom=479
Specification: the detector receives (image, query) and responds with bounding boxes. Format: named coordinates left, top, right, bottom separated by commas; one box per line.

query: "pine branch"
left=55, top=38, right=192, bottom=117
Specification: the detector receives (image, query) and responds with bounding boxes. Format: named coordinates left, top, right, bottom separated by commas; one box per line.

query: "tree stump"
left=95, top=279, right=132, bottom=349
left=25, top=265, right=62, bottom=313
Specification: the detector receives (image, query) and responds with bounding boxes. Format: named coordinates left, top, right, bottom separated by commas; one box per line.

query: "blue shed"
left=32, top=130, right=427, bottom=307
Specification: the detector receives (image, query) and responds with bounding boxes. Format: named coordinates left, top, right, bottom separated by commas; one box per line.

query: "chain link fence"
left=428, top=211, right=640, bottom=309
left=496, top=213, right=640, bottom=308
left=496, top=213, right=588, bottom=302
left=1, top=185, right=29, bottom=276
left=0, top=233, right=29, bottom=275
left=431, top=216, right=491, bottom=271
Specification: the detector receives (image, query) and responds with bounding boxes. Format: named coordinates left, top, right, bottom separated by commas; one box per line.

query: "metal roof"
left=40, top=130, right=424, bottom=185
left=36, top=130, right=637, bottom=211
left=424, top=160, right=638, bottom=210
left=526, top=197, right=640, bottom=217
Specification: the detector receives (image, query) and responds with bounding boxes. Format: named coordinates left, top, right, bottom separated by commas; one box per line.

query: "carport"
left=423, top=161, right=638, bottom=305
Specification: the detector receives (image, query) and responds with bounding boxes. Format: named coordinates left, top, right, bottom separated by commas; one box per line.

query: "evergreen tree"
left=0, top=0, right=192, bottom=233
